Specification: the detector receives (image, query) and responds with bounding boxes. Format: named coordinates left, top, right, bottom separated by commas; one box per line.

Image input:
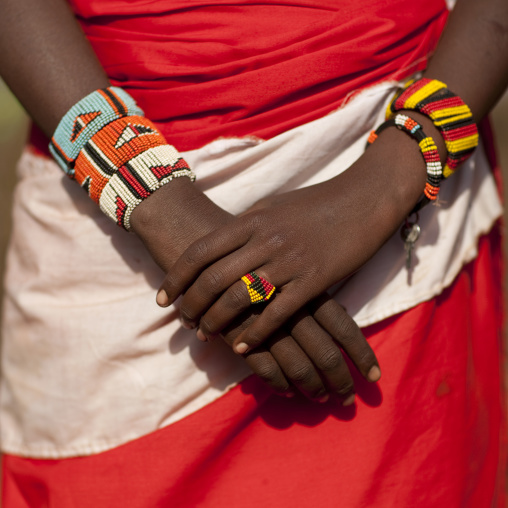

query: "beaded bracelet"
left=387, top=78, right=478, bottom=178
left=50, top=88, right=195, bottom=230
left=76, top=115, right=194, bottom=230
left=50, top=87, right=144, bottom=175
left=367, top=113, right=443, bottom=207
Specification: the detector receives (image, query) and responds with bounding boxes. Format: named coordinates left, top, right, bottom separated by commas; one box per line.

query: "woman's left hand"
left=157, top=126, right=428, bottom=354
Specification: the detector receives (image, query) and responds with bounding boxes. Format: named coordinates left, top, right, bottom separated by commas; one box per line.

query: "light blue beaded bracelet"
left=49, top=87, right=143, bottom=175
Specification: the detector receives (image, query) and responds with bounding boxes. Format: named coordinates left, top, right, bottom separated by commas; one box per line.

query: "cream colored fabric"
left=1, top=80, right=502, bottom=458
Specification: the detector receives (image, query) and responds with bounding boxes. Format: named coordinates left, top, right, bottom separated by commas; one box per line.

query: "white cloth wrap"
left=1, top=80, right=502, bottom=458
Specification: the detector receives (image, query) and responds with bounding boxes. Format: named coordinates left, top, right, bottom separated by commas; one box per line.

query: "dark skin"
left=0, top=0, right=381, bottom=404
left=1, top=0, right=507, bottom=401
left=158, top=0, right=508, bottom=355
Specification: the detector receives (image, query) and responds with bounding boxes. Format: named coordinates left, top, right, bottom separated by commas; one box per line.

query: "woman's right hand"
left=130, top=179, right=380, bottom=402
left=221, top=293, right=381, bottom=403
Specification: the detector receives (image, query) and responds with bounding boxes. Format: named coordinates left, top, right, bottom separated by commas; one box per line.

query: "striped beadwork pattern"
left=367, top=113, right=443, bottom=205
left=241, top=272, right=276, bottom=304
left=49, top=88, right=195, bottom=230
left=387, top=78, right=478, bottom=178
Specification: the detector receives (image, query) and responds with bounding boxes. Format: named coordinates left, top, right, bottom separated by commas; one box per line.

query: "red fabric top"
left=32, top=0, right=448, bottom=153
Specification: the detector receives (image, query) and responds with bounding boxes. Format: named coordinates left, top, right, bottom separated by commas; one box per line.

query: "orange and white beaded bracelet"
left=50, top=89, right=195, bottom=230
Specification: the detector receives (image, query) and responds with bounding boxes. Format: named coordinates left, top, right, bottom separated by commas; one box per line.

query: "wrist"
left=130, top=179, right=234, bottom=269
left=130, top=177, right=205, bottom=236
left=323, top=127, right=428, bottom=247
left=366, top=124, right=429, bottom=219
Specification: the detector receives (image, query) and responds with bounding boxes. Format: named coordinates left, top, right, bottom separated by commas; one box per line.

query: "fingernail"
left=343, top=394, right=356, bottom=406
left=367, top=366, right=381, bottom=382
left=235, top=342, right=249, bottom=354
left=196, top=329, right=207, bottom=342
left=318, top=394, right=329, bottom=403
left=156, top=289, right=169, bottom=307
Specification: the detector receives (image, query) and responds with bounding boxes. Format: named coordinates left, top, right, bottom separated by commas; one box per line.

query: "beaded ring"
left=387, top=78, right=478, bottom=178
left=241, top=272, right=276, bottom=304
left=367, top=113, right=443, bottom=208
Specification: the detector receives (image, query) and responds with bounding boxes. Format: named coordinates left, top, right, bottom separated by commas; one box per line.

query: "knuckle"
left=199, top=268, right=225, bottom=296
left=315, top=348, right=344, bottom=373
left=336, top=314, right=361, bottom=345
left=286, top=363, right=314, bottom=384
left=252, top=362, right=281, bottom=384
left=266, top=232, right=288, bottom=249
left=266, top=303, right=289, bottom=328
left=247, top=212, right=266, bottom=230
left=184, top=240, right=210, bottom=266
left=224, top=285, right=248, bottom=310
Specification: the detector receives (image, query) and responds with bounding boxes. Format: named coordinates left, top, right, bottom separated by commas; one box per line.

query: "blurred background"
left=1, top=81, right=508, bottom=328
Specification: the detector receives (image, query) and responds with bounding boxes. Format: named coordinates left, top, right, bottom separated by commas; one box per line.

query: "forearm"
left=0, top=0, right=109, bottom=136
left=424, top=0, right=508, bottom=121
left=0, top=0, right=229, bottom=263
left=355, top=0, right=508, bottom=226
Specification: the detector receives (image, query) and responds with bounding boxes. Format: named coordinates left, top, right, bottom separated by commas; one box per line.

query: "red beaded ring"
left=241, top=272, right=276, bottom=304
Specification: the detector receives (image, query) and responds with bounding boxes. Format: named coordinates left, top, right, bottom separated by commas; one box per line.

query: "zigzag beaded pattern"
left=49, top=87, right=196, bottom=230
left=387, top=78, right=478, bottom=178
left=50, top=87, right=144, bottom=175
left=73, top=115, right=194, bottom=229
left=241, top=272, right=276, bottom=304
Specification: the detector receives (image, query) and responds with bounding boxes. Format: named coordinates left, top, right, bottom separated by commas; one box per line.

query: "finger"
left=232, top=283, right=318, bottom=354
left=222, top=308, right=329, bottom=401
left=157, top=221, right=252, bottom=307
left=221, top=313, right=294, bottom=397
left=267, top=332, right=330, bottom=402
left=289, top=311, right=356, bottom=405
left=224, top=314, right=329, bottom=402
left=196, top=280, right=259, bottom=339
left=191, top=269, right=280, bottom=337
left=244, top=346, right=295, bottom=397
left=309, top=294, right=381, bottom=383
left=178, top=248, right=279, bottom=329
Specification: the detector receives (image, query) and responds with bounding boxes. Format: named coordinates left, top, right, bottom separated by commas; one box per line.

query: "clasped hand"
left=154, top=144, right=425, bottom=402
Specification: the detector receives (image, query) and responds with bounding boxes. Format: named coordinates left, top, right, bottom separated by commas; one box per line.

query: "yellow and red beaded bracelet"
left=387, top=78, right=478, bottom=178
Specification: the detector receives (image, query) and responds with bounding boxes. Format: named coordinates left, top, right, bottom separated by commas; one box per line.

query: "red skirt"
left=2, top=224, right=505, bottom=507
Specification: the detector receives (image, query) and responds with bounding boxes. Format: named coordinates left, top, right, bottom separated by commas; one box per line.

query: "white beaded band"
left=99, top=145, right=195, bottom=230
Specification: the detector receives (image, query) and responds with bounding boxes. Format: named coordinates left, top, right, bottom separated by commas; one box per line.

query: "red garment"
left=2, top=225, right=505, bottom=507
left=10, top=1, right=505, bottom=506
left=30, top=0, right=448, bottom=153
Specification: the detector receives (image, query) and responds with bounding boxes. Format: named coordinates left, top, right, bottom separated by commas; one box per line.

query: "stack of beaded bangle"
left=367, top=113, right=442, bottom=206
left=387, top=78, right=478, bottom=178
left=50, top=87, right=195, bottom=230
